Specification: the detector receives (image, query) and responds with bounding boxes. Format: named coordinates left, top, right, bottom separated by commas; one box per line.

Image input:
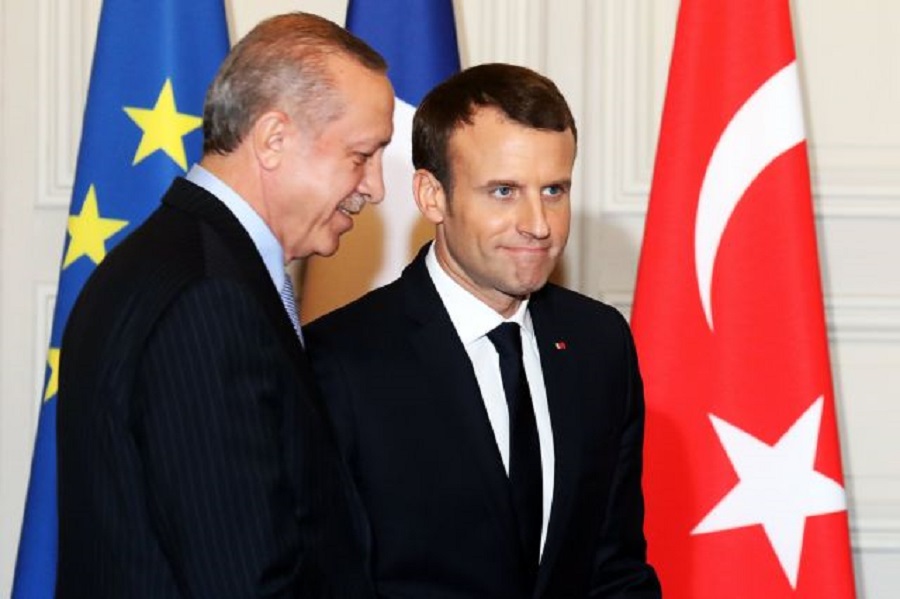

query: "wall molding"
left=848, top=475, right=900, bottom=550
left=601, top=0, right=900, bottom=219
left=826, top=295, right=900, bottom=342
left=850, top=481, right=900, bottom=551
left=32, top=284, right=56, bottom=435
left=462, top=0, right=547, bottom=70
left=852, top=516, right=900, bottom=552
left=36, top=0, right=98, bottom=209
left=601, top=291, right=900, bottom=342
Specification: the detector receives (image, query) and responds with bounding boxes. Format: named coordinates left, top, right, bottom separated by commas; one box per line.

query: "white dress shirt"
left=425, top=245, right=555, bottom=556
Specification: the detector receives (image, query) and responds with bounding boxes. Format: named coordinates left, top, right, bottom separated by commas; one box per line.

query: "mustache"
left=338, top=193, right=370, bottom=215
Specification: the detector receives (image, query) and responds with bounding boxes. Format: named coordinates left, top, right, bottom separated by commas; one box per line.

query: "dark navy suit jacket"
left=306, top=245, right=661, bottom=598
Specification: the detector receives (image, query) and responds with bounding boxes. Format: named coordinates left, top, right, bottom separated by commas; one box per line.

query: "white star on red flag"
left=693, top=396, right=847, bottom=588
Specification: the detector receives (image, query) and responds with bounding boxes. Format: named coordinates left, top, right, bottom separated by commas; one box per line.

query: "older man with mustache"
left=56, top=13, right=393, bottom=598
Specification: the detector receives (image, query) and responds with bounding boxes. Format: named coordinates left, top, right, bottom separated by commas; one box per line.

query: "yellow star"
left=44, top=347, right=60, bottom=401
left=124, top=78, right=202, bottom=170
left=63, top=184, right=129, bottom=268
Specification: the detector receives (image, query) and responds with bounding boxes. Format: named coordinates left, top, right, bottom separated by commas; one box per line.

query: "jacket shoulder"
left=305, top=279, right=405, bottom=342
left=537, top=283, right=628, bottom=326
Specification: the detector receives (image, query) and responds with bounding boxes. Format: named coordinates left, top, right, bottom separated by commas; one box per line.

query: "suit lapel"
left=162, top=178, right=309, bottom=372
left=163, top=179, right=337, bottom=447
left=400, top=248, right=522, bottom=555
left=529, top=289, right=583, bottom=595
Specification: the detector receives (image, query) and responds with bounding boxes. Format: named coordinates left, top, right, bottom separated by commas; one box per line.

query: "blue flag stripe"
left=347, top=0, right=460, bottom=106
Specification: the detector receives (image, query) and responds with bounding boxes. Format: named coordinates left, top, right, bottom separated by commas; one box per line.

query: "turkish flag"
left=631, top=1, right=856, bottom=597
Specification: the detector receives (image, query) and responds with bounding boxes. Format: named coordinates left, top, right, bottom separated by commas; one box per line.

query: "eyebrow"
left=544, top=178, right=572, bottom=190
left=478, top=178, right=572, bottom=189
left=480, top=179, right=521, bottom=189
left=353, top=134, right=393, bottom=153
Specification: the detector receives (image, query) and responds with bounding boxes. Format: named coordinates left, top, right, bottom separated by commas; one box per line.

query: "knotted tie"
left=280, top=272, right=304, bottom=345
left=487, top=322, right=542, bottom=568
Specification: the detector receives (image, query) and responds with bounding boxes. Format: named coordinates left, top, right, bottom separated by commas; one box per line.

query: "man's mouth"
left=338, top=193, right=368, bottom=216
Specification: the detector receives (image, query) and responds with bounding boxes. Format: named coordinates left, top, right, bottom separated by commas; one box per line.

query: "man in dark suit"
left=56, top=13, right=393, bottom=598
left=306, top=63, right=661, bottom=598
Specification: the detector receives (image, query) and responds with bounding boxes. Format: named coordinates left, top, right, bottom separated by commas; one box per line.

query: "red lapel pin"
left=554, top=341, right=567, bottom=350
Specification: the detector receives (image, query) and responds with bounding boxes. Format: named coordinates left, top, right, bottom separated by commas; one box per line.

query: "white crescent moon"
left=694, top=61, right=806, bottom=330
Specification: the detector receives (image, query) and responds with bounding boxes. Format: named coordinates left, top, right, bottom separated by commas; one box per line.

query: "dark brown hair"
left=412, top=63, right=577, bottom=192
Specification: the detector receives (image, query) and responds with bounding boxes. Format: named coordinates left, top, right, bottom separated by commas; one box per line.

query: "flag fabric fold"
left=631, top=1, right=856, bottom=597
left=13, top=2, right=228, bottom=596
left=300, top=0, right=460, bottom=322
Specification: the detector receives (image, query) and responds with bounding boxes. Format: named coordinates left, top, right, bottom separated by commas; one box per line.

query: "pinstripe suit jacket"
left=56, top=178, right=373, bottom=598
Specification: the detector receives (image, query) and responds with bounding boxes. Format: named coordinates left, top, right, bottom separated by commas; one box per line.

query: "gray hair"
left=203, top=12, right=387, bottom=154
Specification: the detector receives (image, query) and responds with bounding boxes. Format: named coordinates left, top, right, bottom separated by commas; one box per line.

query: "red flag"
left=631, top=1, right=856, bottom=597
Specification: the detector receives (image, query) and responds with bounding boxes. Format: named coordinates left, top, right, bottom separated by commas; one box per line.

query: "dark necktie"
left=487, top=322, right=543, bottom=568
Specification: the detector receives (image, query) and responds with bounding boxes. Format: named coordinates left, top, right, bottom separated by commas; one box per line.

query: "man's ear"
left=251, top=110, right=290, bottom=171
left=413, top=169, right=448, bottom=224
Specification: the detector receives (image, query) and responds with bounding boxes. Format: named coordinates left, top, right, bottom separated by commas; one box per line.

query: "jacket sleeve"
left=134, top=278, right=302, bottom=598
left=304, top=325, right=359, bottom=471
left=590, top=315, right=662, bottom=598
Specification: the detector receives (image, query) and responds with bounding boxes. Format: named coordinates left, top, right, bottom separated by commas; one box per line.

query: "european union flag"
left=12, top=1, right=228, bottom=596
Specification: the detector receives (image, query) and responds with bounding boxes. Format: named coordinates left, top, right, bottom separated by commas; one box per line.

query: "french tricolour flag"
left=300, top=0, right=460, bottom=321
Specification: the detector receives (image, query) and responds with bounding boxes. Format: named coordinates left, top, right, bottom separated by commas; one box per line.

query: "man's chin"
left=306, top=234, right=342, bottom=259
left=310, top=220, right=356, bottom=258
left=511, top=271, right=554, bottom=295
left=315, top=241, right=341, bottom=258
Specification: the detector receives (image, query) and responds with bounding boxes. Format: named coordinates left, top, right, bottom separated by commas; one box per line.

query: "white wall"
left=1, top=0, right=897, bottom=595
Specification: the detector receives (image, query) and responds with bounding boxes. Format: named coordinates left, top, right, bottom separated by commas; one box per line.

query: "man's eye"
left=545, top=184, right=563, bottom=195
left=543, top=184, right=567, bottom=199
left=490, top=186, right=514, bottom=198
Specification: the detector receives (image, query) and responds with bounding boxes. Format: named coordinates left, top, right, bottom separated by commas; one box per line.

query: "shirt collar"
left=425, top=243, right=532, bottom=345
left=186, top=164, right=284, bottom=290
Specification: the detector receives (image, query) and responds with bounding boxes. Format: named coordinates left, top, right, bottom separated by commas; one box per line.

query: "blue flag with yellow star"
left=12, top=1, right=228, bottom=596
